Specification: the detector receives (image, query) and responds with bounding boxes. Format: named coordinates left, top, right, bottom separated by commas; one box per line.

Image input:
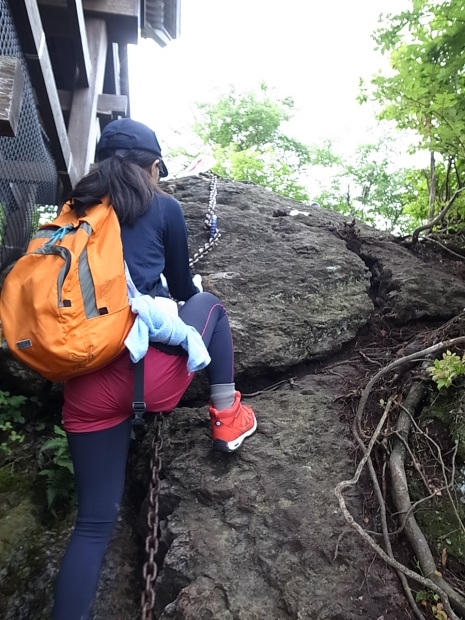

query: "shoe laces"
left=211, top=400, right=253, bottom=427
left=240, top=404, right=254, bottom=424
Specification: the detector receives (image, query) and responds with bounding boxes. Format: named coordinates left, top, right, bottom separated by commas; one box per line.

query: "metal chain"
left=140, top=174, right=221, bottom=618
left=204, top=173, right=218, bottom=231
left=189, top=229, right=221, bottom=268
left=141, top=413, right=164, bottom=620
left=189, top=174, right=221, bottom=268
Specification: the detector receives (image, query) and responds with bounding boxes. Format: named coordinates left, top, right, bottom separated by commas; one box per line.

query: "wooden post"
left=66, top=0, right=92, bottom=88
left=67, top=18, right=108, bottom=178
left=0, top=57, right=25, bottom=137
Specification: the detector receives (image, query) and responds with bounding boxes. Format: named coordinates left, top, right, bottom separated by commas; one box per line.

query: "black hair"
left=68, top=149, right=158, bottom=226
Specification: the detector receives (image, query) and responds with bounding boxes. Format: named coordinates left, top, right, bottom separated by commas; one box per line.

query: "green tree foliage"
left=368, top=0, right=465, bottom=158
left=193, top=85, right=312, bottom=202
left=361, top=0, right=465, bottom=226
left=311, top=138, right=417, bottom=232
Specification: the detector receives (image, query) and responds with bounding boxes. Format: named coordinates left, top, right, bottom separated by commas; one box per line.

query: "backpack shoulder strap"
left=43, top=197, right=115, bottom=231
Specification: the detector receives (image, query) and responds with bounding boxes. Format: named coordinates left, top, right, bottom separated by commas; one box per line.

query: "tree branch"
left=411, top=188, right=465, bottom=244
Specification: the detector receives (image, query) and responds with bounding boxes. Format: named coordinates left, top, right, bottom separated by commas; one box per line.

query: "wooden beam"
left=66, top=0, right=92, bottom=88
left=118, top=43, right=130, bottom=108
left=39, top=0, right=139, bottom=15
left=84, top=0, right=140, bottom=45
left=67, top=19, right=108, bottom=178
left=58, top=90, right=128, bottom=119
left=106, top=42, right=121, bottom=95
left=82, top=0, right=139, bottom=18
left=0, top=57, right=25, bottom=137
left=166, top=0, right=182, bottom=39
left=97, top=93, right=128, bottom=119
left=8, top=0, right=78, bottom=191
left=57, top=89, right=72, bottom=112
left=38, top=0, right=140, bottom=44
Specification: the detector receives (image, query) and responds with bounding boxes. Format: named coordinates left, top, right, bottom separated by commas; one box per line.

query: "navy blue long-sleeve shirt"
left=120, top=191, right=198, bottom=301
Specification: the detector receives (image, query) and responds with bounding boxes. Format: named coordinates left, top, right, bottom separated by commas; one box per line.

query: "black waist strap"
left=150, top=342, right=187, bottom=357
left=132, top=358, right=146, bottom=426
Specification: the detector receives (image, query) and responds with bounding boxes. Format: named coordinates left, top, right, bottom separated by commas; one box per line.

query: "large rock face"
left=176, top=176, right=374, bottom=376
left=170, top=175, right=465, bottom=375
left=151, top=375, right=408, bottom=620
left=180, top=178, right=373, bottom=374
left=2, top=175, right=465, bottom=619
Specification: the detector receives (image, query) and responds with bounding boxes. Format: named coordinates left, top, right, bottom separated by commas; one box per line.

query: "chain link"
left=189, top=229, right=221, bottom=268
left=140, top=174, right=222, bottom=618
left=141, top=413, right=164, bottom=620
left=189, top=174, right=221, bottom=268
left=204, top=173, right=218, bottom=231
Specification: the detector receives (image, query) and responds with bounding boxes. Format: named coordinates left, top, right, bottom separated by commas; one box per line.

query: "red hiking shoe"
left=209, top=391, right=257, bottom=453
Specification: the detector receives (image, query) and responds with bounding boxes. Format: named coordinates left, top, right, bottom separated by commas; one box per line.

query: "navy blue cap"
left=96, top=118, right=168, bottom=177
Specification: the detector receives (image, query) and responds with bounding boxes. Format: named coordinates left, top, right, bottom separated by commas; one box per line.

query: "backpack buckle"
left=131, top=401, right=146, bottom=426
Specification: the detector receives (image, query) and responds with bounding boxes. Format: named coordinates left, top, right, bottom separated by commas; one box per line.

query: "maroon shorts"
left=63, top=348, right=194, bottom=433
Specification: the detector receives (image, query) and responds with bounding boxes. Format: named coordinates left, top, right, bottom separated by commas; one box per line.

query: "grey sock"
left=210, top=383, right=235, bottom=411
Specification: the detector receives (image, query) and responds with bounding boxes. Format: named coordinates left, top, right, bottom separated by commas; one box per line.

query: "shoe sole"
left=212, top=416, right=258, bottom=453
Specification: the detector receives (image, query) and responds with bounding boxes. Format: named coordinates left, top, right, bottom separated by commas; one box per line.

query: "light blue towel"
left=124, top=295, right=211, bottom=373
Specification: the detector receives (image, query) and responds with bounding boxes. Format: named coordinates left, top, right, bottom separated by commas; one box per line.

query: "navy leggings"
left=53, top=293, right=233, bottom=620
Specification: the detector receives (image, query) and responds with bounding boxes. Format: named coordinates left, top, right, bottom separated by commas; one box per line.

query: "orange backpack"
left=0, top=198, right=134, bottom=382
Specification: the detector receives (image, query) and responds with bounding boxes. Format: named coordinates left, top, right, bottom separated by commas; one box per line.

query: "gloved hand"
left=178, top=274, right=203, bottom=310
left=159, top=273, right=169, bottom=293
left=192, top=273, right=203, bottom=293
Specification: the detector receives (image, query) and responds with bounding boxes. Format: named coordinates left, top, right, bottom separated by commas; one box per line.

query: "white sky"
left=128, top=0, right=416, bottom=165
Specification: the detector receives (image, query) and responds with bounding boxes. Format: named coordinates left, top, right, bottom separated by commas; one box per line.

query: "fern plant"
left=39, top=425, right=75, bottom=514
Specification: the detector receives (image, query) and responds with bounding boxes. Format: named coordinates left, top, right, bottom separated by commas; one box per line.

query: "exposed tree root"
left=353, top=397, right=427, bottom=620
left=390, top=377, right=465, bottom=618
left=335, top=335, right=465, bottom=620
left=424, top=236, right=465, bottom=262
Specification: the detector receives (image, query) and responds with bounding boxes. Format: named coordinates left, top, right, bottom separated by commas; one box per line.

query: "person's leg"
left=52, top=418, right=132, bottom=620
left=179, top=291, right=233, bottom=387
left=179, top=292, right=257, bottom=452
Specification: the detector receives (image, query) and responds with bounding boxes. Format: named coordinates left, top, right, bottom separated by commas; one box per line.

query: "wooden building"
left=0, top=0, right=181, bottom=270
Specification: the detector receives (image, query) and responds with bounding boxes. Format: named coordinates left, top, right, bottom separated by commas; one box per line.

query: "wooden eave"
left=142, top=0, right=181, bottom=47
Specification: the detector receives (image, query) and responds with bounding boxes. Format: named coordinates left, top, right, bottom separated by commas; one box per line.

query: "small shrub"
left=0, top=390, right=26, bottom=456
left=428, top=350, right=465, bottom=389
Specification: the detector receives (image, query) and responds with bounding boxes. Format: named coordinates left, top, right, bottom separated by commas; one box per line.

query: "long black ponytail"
left=68, top=149, right=157, bottom=226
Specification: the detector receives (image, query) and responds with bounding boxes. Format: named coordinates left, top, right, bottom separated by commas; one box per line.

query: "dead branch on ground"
left=335, top=335, right=465, bottom=619
left=424, top=236, right=465, bottom=262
